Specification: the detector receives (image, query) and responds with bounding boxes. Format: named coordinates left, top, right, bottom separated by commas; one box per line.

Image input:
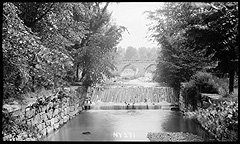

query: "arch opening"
left=144, top=64, right=156, bottom=80
left=120, top=64, right=139, bottom=78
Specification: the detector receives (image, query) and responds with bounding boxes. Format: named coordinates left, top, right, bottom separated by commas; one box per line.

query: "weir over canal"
left=85, top=85, right=179, bottom=110
left=43, top=78, right=215, bottom=141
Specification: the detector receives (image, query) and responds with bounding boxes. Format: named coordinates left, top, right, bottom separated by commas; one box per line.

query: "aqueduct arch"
left=120, top=63, right=139, bottom=77
left=144, top=64, right=156, bottom=78
left=114, top=59, right=157, bottom=77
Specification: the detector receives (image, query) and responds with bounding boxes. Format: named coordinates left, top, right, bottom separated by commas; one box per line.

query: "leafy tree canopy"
left=147, top=2, right=238, bottom=93
left=3, top=2, right=126, bottom=102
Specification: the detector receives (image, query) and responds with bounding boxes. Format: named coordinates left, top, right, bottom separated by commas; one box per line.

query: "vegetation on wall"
left=184, top=100, right=238, bottom=141
left=181, top=72, right=219, bottom=110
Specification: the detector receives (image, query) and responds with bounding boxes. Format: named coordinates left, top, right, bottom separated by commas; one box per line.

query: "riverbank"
left=2, top=86, right=86, bottom=141
left=183, top=97, right=238, bottom=142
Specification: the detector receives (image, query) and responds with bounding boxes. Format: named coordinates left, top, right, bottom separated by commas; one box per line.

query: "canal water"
left=43, top=109, right=213, bottom=141
left=43, top=80, right=214, bottom=141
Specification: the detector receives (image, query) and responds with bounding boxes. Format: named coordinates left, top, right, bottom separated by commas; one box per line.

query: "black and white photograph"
left=2, top=2, right=238, bottom=142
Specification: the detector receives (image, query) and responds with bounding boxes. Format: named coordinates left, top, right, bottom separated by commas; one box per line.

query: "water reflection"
left=43, top=110, right=213, bottom=141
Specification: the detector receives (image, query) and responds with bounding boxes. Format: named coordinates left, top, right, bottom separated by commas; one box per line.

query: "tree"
left=147, top=2, right=238, bottom=95
left=124, top=46, right=138, bottom=60
left=149, top=47, right=158, bottom=59
left=184, top=2, right=238, bottom=93
left=64, top=2, right=126, bottom=89
left=13, top=2, right=83, bottom=90
left=2, top=2, right=125, bottom=102
left=113, top=46, right=125, bottom=64
left=147, top=2, right=214, bottom=90
left=3, top=2, right=126, bottom=102
left=138, top=47, right=148, bottom=59
left=3, top=2, right=52, bottom=100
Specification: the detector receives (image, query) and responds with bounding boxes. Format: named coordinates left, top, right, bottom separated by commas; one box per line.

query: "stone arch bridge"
left=113, top=59, right=157, bottom=77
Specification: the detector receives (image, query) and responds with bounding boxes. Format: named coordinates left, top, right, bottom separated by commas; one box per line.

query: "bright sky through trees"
left=108, top=2, right=164, bottom=49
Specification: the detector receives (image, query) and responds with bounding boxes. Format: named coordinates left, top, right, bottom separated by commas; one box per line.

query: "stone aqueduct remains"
left=114, top=59, right=157, bottom=77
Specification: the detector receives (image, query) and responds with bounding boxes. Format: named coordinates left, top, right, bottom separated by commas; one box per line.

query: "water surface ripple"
left=43, top=110, right=212, bottom=141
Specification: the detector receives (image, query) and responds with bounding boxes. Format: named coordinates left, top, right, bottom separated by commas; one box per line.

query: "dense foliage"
left=181, top=72, right=219, bottom=110
left=2, top=108, right=40, bottom=140
left=113, top=46, right=158, bottom=64
left=147, top=2, right=238, bottom=93
left=3, top=2, right=125, bottom=103
left=185, top=100, right=238, bottom=141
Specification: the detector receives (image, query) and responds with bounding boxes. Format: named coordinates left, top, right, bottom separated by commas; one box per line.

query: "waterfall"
left=86, top=86, right=178, bottom=110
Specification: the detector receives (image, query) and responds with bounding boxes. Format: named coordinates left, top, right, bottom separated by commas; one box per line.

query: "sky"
left=107, top=2, right=165, bottom=49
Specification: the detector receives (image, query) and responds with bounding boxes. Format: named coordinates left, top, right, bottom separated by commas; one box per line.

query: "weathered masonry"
left=3, top=87, right=86, bottom=141
left=113, top=59, right=157, bottom=77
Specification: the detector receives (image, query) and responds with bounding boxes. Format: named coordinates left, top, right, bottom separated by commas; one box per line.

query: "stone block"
left=25, top=138, right=32, bottom=141
left=32, top=108, right=36, bottom=116
left=64, top=108, right=68, bottom=115
left=45, top=119, right=51, bottom=126
left=74, top=105, right=79, bottom=110
left=39, top=111, right=45, bottom=117
left=47, top=102, right=53, bottom=110
left=53, top=123, right=60, bottom=130
left=50, top=118, right=55, bottom=126
left=25, top=109, right=33, bottom=119
left=37, top=123, right=43, bottom=131
left=46, top=127, right=54, bottom=135
left=3, top=136, right=10, bottom=141
left=67, top=107, right=70, bottom=113
left=74, top=105, right=77, bottom=110
left=75, top=110, right=80, bottom=115
left=41, top=129, right=47, bottom=136
left=59, top=118, right=63, bottom=125
left=74, top=110, right=78, bottom=115
left=70, top=106, right=74, bottom=112
left=32, top=113, right=41, bottom=126
left=16, top=135, right=23, bottom=141
left=66, top=98, right=70, bottom=103
left=47, top=109, right=53, bottom=119
left=26, top=118, right=32, bottom=126
left=53, top=103, right=59, bottom=109
left=60, top=111, right=64, bottom=118
left=56, top=108, right=61, bottom=115
left=70, top=112, right=76, bottom=119
left=42, top=123, right=46, bottom=129
left=54, top=116, right=59, bottom=123
left=52, top=109, right=58, bottom=117
left=78, top=106, right=83, bottom=111
left=63, top=116, right=69, bottom=123
left=62, top=103, right=67, bottom=108
left=36, top=133, right=42, bottom=140
left=58, top=102, right=62, bottom=108
left=3, top=134, right=13, bottom=141
left=41, top=113, right=48, bottom=122
left=42, top=105, right=47, bottom=113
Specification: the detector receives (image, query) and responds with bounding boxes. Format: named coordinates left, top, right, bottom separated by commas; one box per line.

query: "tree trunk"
left=76, top=63, right=79, bottom=81
left=80, top=70, right=86, bottom=82
left=229, top=70, right=234, bottom=94
left=31, top=75, right=35, bottom=92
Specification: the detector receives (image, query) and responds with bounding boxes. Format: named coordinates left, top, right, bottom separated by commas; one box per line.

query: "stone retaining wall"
left=3, top=87, right=86, bottom=141
left=178, top=90, right=224, bottom=141
left=179, top=92, right=221, bottom=112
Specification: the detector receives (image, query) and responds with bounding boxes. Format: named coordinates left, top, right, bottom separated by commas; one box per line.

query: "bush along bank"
left=184, top=100, right=238, bottom=142
left=2, top=87, right=86, bottom=141
left=180, top=72, right=238, bottom=142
